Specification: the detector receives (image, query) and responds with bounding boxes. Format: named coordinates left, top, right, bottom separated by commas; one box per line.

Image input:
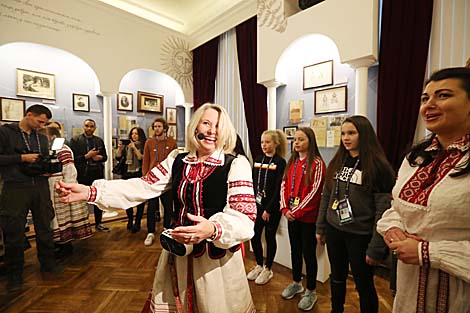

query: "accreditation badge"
left=337, top=198, right=354, bottom=225
left=256, top=191, right=264, bottom=205
left=289, top=196, right=300, bottom=209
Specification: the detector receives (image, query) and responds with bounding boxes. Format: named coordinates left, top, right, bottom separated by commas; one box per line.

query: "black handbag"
left=112, top=155, right=127, bottom=175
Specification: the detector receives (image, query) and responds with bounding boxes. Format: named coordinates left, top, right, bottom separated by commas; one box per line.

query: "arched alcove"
left=0, top=42, right=102, bottom=139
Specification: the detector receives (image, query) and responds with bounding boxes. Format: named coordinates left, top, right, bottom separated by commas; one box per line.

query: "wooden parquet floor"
left=0, top=218, right=394, bottom=312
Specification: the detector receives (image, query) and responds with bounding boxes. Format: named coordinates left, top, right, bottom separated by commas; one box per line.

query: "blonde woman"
left=57, top=103, right=257, bottom=313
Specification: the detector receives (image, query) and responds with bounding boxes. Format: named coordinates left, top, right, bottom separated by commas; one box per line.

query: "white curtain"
left=215, top=29, right=252, bottom=162
left=414, top=0, right=470, bottom=143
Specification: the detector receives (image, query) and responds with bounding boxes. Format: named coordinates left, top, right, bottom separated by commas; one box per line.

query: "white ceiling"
left=98, top=0, right=254, bottom=35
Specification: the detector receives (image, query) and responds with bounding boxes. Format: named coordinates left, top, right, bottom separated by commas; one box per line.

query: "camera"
left=20, top=138, right=64, bottom=176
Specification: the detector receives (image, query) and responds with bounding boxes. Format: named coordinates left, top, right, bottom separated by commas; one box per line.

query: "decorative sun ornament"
left=160, top=36, right=193, bottom=90
left=258, top=0, right=287, bottom=33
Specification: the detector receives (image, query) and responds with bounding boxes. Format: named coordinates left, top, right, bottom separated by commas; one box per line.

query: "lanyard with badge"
left=289, top=158, right=306, bottom=209
left=331, top=157, right=360, bottom=225
left=255, top=156, right=273, bottom=205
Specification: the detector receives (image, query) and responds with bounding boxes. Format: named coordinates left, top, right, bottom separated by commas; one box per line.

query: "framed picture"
left=289, top=100, right=303, bottom=123
left=72, top=93, right=90, bottom=112
left=303, top=60, right=333, bottom=90
left=16, top=68, right=56, bottom=100
left=117, top=92, right=133, bottom=111
left=167, top=124, right=177, bottom=139
left=166, top=107, right=177, bottom=124
left=283, top=126, right=298, bottom=139
left=137, top=91, right=163, bottom=113
left=0, top=97, right=25, bottom=121
left=314, top=85, right=348, bottom=114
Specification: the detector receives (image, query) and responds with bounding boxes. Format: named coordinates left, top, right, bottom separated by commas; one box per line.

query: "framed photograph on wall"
left=0, top=97, right=25, bottom=121
left=303, top=60, right=333, bottom=90
left=167, top=124, right=177, bottom=139
left=16, top=68, right=56, bottom=100
left=72, top=93, right=90, bottom=112
left=117, top=92, right=133, bottom=111
left=166, top=107, right=177, bottom=124
left=283, top=126, right=298, bottom=139
left=137, top=91, right=163, bottom=113
left=314, top=85, right=347, bottom=114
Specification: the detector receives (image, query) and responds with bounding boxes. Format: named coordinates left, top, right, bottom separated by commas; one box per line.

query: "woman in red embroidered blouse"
left=279, top=127, right=325, bottom=311
left=378, top=67, right=470, bottom=313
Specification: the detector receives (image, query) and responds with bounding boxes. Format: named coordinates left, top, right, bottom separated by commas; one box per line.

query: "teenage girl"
left=246, top=130, right=287, bottom=285
left=316, top=116, right=395, bottom=313
left=280, top=127, right=325, bottom=311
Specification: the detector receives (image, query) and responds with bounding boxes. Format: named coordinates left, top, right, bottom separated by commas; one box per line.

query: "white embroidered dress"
left=377, top=135, right=470, bottom=313
left=89, top=149, right=257, bottom=313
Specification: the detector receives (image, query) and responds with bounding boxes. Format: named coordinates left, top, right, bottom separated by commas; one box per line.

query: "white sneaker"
left=144, top=233, right=155, bottom=246
left=246, top=265, right=263, bottom=280
left=255, top=267, right=273, bottom=285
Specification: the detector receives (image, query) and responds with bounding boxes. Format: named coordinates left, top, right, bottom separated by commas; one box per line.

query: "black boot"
left=330, top=276, right=346, bottom=313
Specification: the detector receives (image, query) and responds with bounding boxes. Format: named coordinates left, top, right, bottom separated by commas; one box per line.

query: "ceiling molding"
left=188, top=1, right=257, bottom=50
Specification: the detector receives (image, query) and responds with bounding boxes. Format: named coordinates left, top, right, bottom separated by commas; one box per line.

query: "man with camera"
left=0, top=104, right=59, bottom=290
left=70, top=119, right=109, bottom=232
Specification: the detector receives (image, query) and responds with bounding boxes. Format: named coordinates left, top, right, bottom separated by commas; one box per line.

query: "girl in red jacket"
left=280, top=127, right=325, bottom=311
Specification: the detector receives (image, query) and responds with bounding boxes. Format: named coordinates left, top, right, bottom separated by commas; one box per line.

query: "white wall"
left=0, top=0, right=191, bottom=101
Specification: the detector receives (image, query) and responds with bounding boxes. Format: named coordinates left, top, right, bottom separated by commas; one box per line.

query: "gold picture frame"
left=137, top=91, right=163, bottom=113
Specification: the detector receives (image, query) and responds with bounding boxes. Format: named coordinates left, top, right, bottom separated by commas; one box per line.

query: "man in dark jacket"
left=69, top=119, right=109, bottom=232
left=0, top=104, right=59, bottom=290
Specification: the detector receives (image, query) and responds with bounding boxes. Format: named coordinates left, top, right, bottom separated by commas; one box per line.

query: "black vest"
left=171, top=152, right=241, bottom=259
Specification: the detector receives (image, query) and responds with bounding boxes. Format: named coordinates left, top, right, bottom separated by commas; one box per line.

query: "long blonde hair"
left=186, top=103, right=236, bottom=154
left=261, top=129, right=288, bottom=158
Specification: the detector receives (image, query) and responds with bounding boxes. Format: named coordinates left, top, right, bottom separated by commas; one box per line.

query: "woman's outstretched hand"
left=56, top=180, right=89, bottom=203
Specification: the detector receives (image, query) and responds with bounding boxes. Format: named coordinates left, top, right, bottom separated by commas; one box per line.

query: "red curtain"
left=236, top=17, right=268, bottom=159
left=192, top=36, right=219, bottom=111
left=377, top=0, right=434, bottom=171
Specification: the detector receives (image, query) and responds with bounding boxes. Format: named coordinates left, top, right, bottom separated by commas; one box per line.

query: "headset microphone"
left=197, top=133, right=205, bottom=140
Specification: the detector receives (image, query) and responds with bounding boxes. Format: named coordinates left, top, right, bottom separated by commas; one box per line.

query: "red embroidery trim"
left=436, top=270, right=449, bottom=313
left=88, top=186, right=97, bottom=202
left=422, top=241, right=430, bottom=268
left=416, top=266, right=429, bottom=313
left=229, top=180, right=253, bottom=188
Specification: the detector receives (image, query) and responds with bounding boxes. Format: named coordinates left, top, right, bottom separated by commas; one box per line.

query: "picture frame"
left=314, top=85, right=348, bottom=114
left=167, top=124, right=177, bottom=139
left=303, top=60, right=333, bottom=90
left=16, top=68, right=56, bottom=100
left=0, top=97, right=25, bottom=121
left=166, top=107, right=177, bottom=124
left=72, top=93, right=90, bottom=112
left=137, top=91, right=163, bottom=113
left=283, top=126, right=298, bottom=139
left=117, top=92, right=133, bottom=111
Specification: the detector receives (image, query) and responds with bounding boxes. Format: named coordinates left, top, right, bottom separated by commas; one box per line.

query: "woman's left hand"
left=171, top=213, right=215, bottom=245
left=389, top=238, right=420, bottom=265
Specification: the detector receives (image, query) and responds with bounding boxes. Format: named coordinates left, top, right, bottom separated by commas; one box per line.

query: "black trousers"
left=123, top=171, right=145, bottom=227
left=0, top=180, right=56, bottom=275
left=287, top=220, right=318, bottom=291
left=146, top=191, right=173, bottom=231
left=326, top=223, right=378, bottom=313
left=250, top=210, right=281, bottom=269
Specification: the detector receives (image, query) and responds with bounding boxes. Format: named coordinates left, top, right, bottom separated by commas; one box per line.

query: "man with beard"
left=142, top=117, right=177, bottom=245
left=70, top=119, right=109, bottom=232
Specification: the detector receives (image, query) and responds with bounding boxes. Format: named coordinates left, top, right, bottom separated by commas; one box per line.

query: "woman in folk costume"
left=378, top=67, right=470, bottom=312
left=42, top=126, right=92, bottom=255
left=57, top=103, right=257, bottom=313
